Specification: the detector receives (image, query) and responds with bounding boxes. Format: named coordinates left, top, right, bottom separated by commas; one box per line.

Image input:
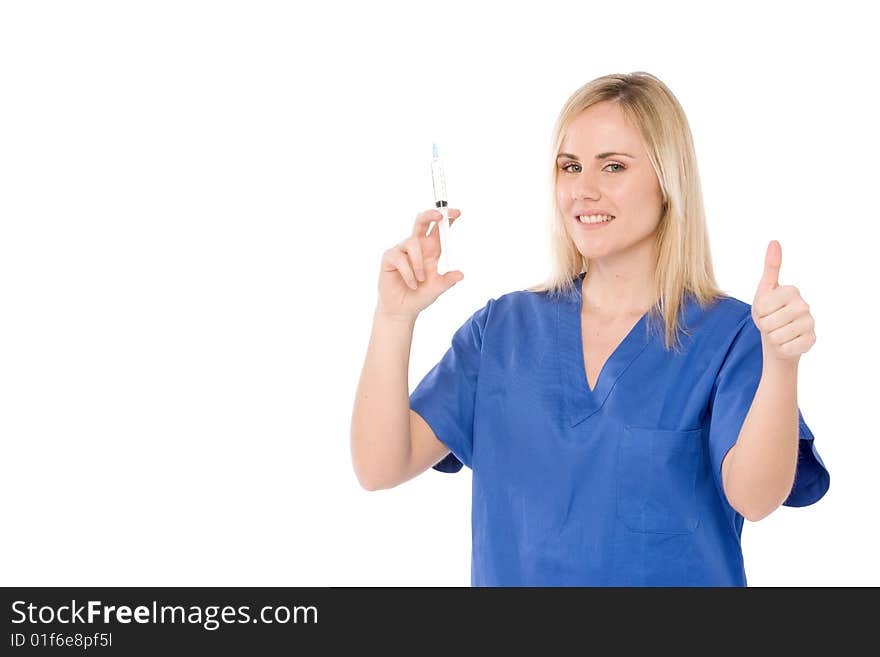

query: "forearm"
left=725, top=358, right=800, bottom=521
left=350, top=306, right=418, bottom=490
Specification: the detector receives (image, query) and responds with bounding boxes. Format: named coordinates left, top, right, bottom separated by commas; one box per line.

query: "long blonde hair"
left=526, top=71, right=730, bottom=352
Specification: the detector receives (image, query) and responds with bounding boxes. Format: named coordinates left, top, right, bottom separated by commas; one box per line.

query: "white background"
left=1, top=0, right=877, bottom=586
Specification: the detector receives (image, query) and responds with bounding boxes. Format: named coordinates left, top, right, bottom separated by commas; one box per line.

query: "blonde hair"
left=526, top=71, right=730, bottom=352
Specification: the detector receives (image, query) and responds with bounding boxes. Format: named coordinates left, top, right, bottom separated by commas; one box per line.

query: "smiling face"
left=555, top=101, right=666, bottom=263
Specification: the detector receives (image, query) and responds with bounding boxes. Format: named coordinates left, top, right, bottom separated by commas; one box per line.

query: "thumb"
left=758, top=240, right=781, bottom=293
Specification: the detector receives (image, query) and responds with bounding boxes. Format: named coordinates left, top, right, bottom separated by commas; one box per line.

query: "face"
left=555, top=101, right=665, bottom=263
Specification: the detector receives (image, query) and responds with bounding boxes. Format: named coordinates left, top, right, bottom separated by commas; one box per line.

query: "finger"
left=758, top=240, right=782, bottom=293
left=414, top=208, right=462, bottom=238
left=402, top=237, right=425, bottom=282
left=380, top=247, right=402, bottom=272
left=426, top=212, right=461, bottom=237
left=440, top=270, right=464, bottom=290
left=775, top=330, right=815, bottom=358
left=759, top=304, right=804, bottom=338
left=392, top=250, right=419, bottom=290
left=755, top=284, right=803, bottom=321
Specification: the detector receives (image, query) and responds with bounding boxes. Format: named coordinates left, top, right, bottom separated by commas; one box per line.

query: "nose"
left=570, top=172, right=600, bottom=201
left=572, top=183, right=600, bottom=201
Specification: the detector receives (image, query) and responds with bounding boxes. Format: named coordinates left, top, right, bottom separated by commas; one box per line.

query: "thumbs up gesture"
left=751, top=240, right=816, bottom=363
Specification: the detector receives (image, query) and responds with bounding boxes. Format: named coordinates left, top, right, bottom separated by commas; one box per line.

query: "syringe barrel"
left=431, top=158, right=447, bottom=206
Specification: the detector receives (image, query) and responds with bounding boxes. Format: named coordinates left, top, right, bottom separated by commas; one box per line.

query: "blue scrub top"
left=409, top=272, right=830, bottom=586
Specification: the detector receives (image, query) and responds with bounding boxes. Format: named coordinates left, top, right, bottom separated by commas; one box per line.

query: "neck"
left=581, top=250, right=656, bottom=319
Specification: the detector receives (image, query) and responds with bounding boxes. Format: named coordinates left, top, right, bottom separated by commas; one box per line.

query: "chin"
left=571, top=237, right=614, bottom=259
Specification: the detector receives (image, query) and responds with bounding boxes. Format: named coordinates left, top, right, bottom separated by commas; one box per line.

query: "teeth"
left=578, top=214, right=614, bottom=224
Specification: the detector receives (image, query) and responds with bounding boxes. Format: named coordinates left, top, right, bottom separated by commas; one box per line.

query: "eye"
left=559, top=162, right=626, bottom=173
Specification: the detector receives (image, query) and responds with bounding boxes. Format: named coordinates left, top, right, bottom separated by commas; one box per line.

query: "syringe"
left=429, top=142, right=451, bottom=275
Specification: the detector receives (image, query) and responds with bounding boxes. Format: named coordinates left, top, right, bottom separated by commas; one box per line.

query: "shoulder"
left=697, top=293, right=750, bottom=320
left=692, top=293, right=754, bottom=335
left=692, top=294, right=763, bottom=369
left=493, top=287, right=553, bottom=310
left=672, top=293, right=760, bottom=366
left=482, top=287, right=556, bottom=323
left=463, top=288, right=556, bottom=343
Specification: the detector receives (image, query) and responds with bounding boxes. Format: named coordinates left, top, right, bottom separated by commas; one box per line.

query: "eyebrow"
left=556, top=151, right=635, bottom=161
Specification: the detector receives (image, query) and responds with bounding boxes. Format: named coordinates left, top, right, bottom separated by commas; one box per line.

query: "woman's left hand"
left=751, top=240, right=816, bottom=363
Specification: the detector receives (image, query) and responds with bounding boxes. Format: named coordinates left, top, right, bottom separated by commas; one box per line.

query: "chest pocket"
left=616, top=425, right=704, bottom=534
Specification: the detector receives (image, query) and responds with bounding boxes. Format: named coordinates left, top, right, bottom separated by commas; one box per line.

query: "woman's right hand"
left=377, top=208, right=464, bottom=320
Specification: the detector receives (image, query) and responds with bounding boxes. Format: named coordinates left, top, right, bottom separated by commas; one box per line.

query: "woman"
left=350, top=71, right=830, bottom=586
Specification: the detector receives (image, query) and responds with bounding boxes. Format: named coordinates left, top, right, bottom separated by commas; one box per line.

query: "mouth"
left=575, top=214, right=615, bottom=225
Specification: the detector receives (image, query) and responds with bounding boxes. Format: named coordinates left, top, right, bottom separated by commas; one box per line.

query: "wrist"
left=762, top=354, right=799, bottom=378
left=374, top=305, right=419, bottom=325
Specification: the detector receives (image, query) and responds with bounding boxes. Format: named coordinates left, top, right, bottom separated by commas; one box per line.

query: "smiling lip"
left=573, top=209, right=615, bottom=217
left=576, top=217, right=614, bottom=229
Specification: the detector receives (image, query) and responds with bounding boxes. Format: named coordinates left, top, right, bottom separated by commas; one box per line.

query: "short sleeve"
left=409, top=299, right=493, bottom=473
left=708, top=312, right=830, bottom=511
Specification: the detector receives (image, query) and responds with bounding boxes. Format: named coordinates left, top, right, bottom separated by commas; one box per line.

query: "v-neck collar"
left=557, top=272, right=655, bottom=427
